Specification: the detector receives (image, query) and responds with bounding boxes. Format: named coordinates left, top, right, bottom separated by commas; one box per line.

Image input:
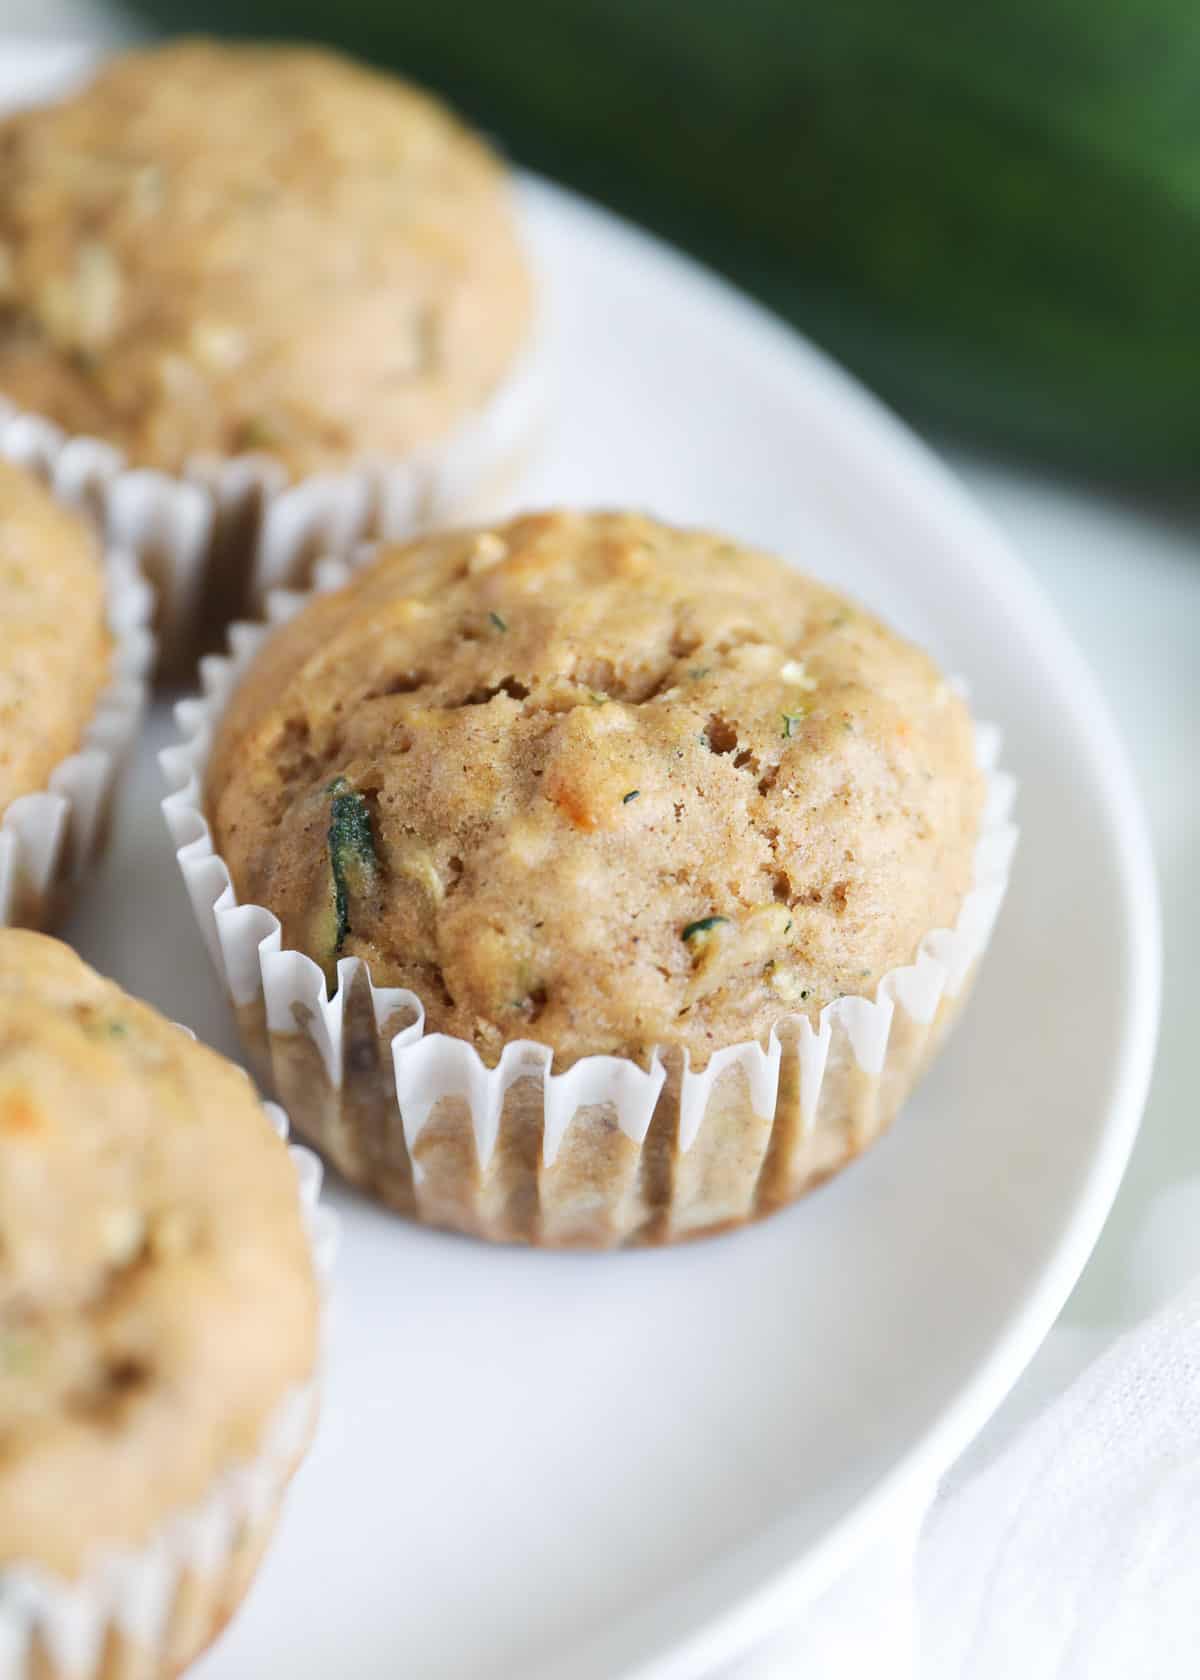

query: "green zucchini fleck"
left=622, top=789, right=640, bottom=804
left=327, top=778, right=378, bottom=958
left=781, top=711, right=806, bottom=738
left=489, top=610, right=508, bottom=632
left=682, top=914, right=731, bottom=942
left=0, top=1329, right=38, bottom=1375
left=78, top=1014, right=129, bottom=1040
left=238, top=415, right=280, bottom=450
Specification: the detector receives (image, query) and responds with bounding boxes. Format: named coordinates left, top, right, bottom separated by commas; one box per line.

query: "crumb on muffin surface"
left=0, top=39, right=532, bottom=475
left=0, top=931, right=318, bottom=1577
left=206, top=511, right=983, bottom=1070
left=0, top=457, right=110, bottom=818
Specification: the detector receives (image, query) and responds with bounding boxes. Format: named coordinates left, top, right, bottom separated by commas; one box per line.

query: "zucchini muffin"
left=0, top=455, right=114, bottom=929
left=0, top=39, right=531, bottom=476
left=0, top=931, right=321, bottom=1677
left=189, top=511, right=1005, bottom=1246
left=0, top=457, right=109, bottom=811
left=0, top=39, right=536, bottom=664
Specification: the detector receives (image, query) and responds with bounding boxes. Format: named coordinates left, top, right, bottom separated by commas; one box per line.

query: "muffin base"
left=257, top=975, right=974, bottom=1248
left=21, top=1497, right=282, bottom=1680
left=0, top=444, right=153, bottom=932
left=0, top=1107, right=337, bottom=1680
left=0, top=331, right=547, bottom=679
left=162, top=572, right=1017, bottom=1249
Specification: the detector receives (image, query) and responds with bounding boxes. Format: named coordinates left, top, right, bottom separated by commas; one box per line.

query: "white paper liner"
left=0, top=1102, right=338, bottom=1680
left=160, top=557, right=1019, bottom=1245
left=0, top=443, right=154, bottom=931
left=0, top=327, right=548, bottom=675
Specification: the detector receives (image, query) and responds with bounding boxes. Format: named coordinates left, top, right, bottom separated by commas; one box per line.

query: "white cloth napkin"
left=726, top=1278, right=1200, bottom=1680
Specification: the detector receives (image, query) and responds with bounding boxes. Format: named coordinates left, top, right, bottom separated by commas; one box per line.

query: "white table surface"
left=8, top=0, right=1199, bottom=1622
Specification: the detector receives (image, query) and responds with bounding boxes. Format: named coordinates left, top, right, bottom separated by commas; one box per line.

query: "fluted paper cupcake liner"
left=0, top=443, right=154, bottom=932
left=0, top=1102, right=338, bottom=1680
left=162, top=561, right=1019, bottom=1247
left=0, top=329, right=547, bottom=678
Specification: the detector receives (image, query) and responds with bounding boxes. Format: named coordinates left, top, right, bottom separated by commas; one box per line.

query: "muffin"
left=165, top=511, right=1016, bottom=1247
left=0, top=453, right=150, bottom=929
left=0, top=39, right=539, bottom=668
left=0, top=931, right=328, bottom=1679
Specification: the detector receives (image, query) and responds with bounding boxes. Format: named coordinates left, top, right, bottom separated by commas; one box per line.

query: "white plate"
left=43, top=99, right=1157, bottom=1680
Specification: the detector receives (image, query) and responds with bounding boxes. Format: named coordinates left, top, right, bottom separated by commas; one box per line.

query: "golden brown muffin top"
left=0, top=457, right=110, bottom=819
left=0, top=39, right=532, bottom=476
left=207, top=512, right=983, bottom=1069
left=0, top=932, right=318, bottom=1577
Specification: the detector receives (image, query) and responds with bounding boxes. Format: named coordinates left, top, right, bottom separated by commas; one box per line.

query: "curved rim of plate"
left=520, top=179, right=1162, bottom=1680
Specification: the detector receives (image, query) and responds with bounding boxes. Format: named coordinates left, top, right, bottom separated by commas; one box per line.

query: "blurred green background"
left=130, top=0, right=1200, bottom=479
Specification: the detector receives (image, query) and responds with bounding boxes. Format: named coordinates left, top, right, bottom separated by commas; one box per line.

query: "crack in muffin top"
left=0, top=39, right=532, bottom=475
left=0, top=932, right=317, bottom=1576
left=207, top=511, right=983, bottom=1069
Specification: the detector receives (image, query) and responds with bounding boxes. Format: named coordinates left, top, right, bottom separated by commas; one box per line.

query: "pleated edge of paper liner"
left=0, top=438, right=154, bottom=931
left=0, top=322, right=549, bottom=676
left=160, top=554, right=1020, bottom=1226
left=0, top=1101, right=339, bottom=1680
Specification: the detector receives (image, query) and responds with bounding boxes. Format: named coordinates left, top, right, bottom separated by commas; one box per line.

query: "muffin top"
left=0, top=39, right=532, bottom=476
left=0, top=931, right=318, bottom=1577
left=0, top=458, right=110, bottom=819
left=208, top=512, right=983, bottom=1069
